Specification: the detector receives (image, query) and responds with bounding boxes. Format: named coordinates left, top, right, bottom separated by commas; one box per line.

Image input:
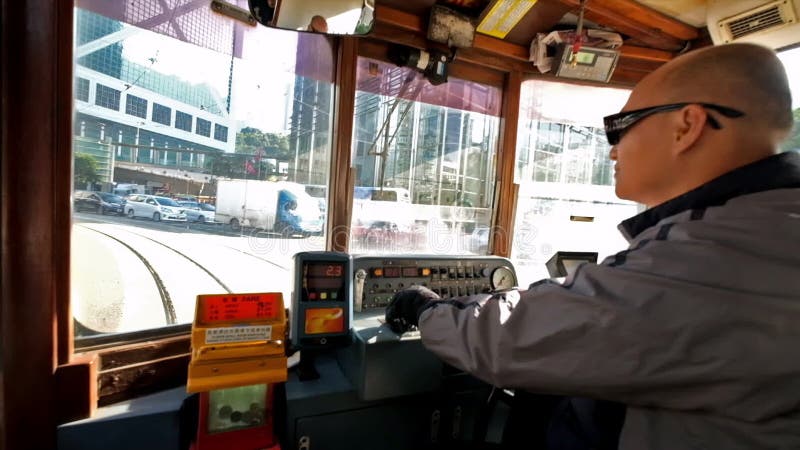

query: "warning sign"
left=205, top=325, right=272, bottom=344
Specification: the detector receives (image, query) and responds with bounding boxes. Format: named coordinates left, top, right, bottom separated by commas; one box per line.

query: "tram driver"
left=386, top=43, right=800, bottom=450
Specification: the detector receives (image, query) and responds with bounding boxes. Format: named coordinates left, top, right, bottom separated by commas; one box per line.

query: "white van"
left=124, top=194, right=187, bottom=222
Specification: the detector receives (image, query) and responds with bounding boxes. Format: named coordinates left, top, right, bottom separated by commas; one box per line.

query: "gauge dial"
left=490, top=266, right=516, bottom=291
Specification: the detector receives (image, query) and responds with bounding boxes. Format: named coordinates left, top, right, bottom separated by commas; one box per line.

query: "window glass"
left=350, top=58, right=501, bottom=254
left=512, top=80, right=639, bottom=288
left=71, top=6, right=333, bottom=344
left=76, top=78, right=90, bottom=102
left=214, top=124, right=229, bottom=142
left=176, top=111, right=193, bottom=132
left=95, top=84, right=121, bottom=110
left=125, top=94, right=148, bottom=119
left=152, top=103, right=172, bottom=126
left=196, top=117, right=212, bottom=137
left=778, top=47, right=800, bottom=152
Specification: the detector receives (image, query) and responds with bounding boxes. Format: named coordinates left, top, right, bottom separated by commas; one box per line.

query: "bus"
left=3, top=1, right=799, bottom=449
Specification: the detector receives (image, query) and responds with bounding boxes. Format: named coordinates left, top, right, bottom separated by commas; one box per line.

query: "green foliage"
left=782, top=108, right=800, bottom=152
left=205, top=154, right=237, bottom=178
left=207, top=126, right=293, bottom=180
left=235, top=126, right=291, bottom=159
left=74, top=153, right=100, bottom=188
left=204, top=152, right=278, bottom=180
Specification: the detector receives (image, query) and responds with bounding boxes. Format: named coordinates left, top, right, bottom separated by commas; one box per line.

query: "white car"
left=176, top=201, right=216, bottom=223
left=124, top=194, right=187, bottom=222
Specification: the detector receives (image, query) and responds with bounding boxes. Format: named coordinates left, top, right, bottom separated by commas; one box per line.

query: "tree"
left=232, top=126, right=292, bottom=179
left=235, top=126, right=290, bottom=159
left=74, top=153, right=100, bottom=189
left=205, top=153, right=252, bottom=179
left=781, top=108, right=800, bottom=152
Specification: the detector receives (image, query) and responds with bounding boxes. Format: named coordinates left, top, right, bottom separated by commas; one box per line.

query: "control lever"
left=353, top=268, right=367, bottom=312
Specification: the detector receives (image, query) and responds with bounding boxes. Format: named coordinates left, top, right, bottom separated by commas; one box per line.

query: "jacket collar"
left=620, top=151, right=800, bottom=239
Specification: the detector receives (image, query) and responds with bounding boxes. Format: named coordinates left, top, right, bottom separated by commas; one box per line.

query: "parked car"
left=176, top=201, right=216, bottom=223
left=124, top=194, right=187, bottom=222
left=73, top=190, right=125, bottom=215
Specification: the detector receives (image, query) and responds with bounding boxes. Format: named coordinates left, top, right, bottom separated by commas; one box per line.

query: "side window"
left=779, top=47, right=800, bottom=152
left=71, top=6, right=334, bottom=346
left=512, top=80, right=638, bottom=287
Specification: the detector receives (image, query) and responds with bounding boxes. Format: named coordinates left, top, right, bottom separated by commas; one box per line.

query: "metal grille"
left=721, top=1, right=796, bottom=41
left=123, top=0, right=234, bottom=55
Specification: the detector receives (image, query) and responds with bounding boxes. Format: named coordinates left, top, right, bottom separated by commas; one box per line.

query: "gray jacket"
left=418, top=152, right=800, bottom=449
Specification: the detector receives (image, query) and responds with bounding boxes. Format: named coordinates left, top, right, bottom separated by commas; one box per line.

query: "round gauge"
left=490, top=266, right=516, bottom=291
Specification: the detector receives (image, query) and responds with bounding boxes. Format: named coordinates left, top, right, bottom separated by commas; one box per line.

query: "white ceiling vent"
left=708, top=0, right=800, bottom=49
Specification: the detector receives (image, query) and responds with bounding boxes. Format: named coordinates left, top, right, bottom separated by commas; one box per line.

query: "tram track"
left=85, top=225, right=236, bottom=293
left=78, top=225, right=179, bottom=325
left=79, top=214, right=292, bottom=271
left=110, top=223, right=290, bottom=272
left=76, top=221, right=293, bottom=323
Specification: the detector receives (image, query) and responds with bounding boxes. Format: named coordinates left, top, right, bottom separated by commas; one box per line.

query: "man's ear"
left=672, top=104, right=707, bottom=155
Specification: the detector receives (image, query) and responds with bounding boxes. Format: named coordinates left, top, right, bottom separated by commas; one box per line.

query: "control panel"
left=352, top=255, right=517, bottom=312
left=290, top=251, right=352, bottom=350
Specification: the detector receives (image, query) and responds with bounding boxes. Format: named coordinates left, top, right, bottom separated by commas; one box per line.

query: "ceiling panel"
left=637, top=0, right=708, bottom=28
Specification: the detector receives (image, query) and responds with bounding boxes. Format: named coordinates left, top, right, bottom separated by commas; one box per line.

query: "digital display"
left=304, top=308, right=345, bottom=334
left=304, top=262, right=345, bottom=298
left=402, top=267, right=419, bottom=277
left=198, top=293, right=281, bottom=324
left=384, top=267, right=401, bottom=278
left=574, top=51, right=596, bottom=65
left=306, top=263, right=343, bottom=277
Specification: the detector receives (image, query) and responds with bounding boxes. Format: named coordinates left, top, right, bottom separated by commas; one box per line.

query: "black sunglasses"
left=603, top=103, right=745, bottom=145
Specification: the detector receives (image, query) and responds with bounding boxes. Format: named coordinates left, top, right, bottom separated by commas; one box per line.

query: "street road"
left=72, top=212, right=326, bottom=336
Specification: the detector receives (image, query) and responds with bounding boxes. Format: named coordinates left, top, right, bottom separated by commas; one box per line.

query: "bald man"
left=386, top=43, right=799, bottom=449
left=307, top=15, right=328, bottom=33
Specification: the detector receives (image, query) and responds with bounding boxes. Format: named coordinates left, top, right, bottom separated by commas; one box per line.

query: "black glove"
left=385, top=285, right=440, bottom=333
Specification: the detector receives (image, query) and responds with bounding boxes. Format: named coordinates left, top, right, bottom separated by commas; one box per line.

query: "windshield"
left=99, top=193, right=123, bottom=202
left=154, top=197, right=180, bottom=207
left=70, top=6, right=334, bottom=343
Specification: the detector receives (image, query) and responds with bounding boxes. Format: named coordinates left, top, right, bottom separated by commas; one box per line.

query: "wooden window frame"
left=0, top=4, right=685, bottom=450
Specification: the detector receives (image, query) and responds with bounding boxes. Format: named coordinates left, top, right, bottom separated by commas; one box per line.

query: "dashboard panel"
left=352, top=255, right=518, bottom=313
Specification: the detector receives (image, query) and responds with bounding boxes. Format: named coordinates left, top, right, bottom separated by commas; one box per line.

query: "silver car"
left=176, top=201, right=216, bottom=223
left=124, top=194, right=187, bottom=222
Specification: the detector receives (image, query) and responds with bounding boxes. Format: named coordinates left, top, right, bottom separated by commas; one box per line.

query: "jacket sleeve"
left=417, top=239, right=797, bottom=418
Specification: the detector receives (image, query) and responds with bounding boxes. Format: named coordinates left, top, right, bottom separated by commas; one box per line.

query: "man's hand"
left=385, top=285, right=440, bottom=333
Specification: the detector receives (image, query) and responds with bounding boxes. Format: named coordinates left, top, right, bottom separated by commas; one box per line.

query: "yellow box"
left=187, top=292, right=288, bottom=393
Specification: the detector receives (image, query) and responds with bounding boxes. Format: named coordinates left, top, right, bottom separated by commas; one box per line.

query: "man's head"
left=608, top=43, right=793, bottom=207
left=307, top=15, right=328, bottom=33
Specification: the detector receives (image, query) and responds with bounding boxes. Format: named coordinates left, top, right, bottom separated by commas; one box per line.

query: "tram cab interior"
left=2, top=0, right=799, bottom=449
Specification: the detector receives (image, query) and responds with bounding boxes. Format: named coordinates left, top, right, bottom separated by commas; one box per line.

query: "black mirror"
left=248, top=0, right=375, bottom=36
